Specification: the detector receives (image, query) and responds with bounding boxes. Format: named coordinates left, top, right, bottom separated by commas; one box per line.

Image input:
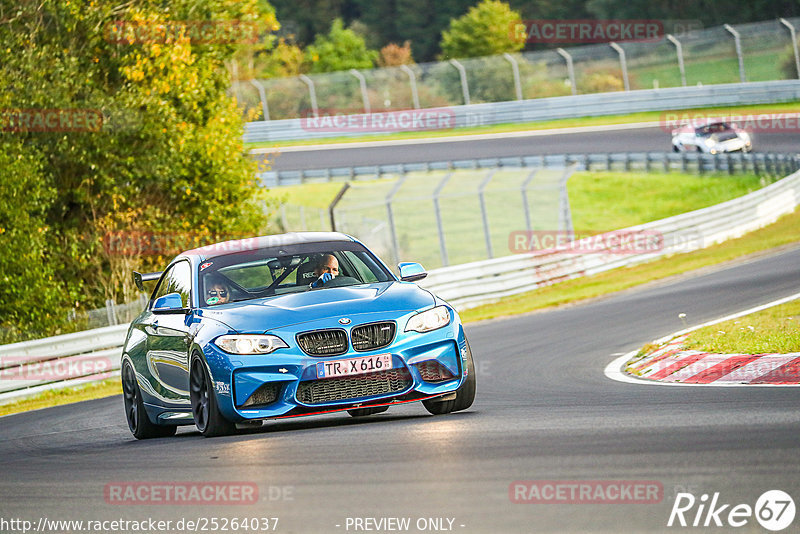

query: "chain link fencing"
left=329, top=167, right=574, bottom=270
left=232, top=18, right=800, bottom=122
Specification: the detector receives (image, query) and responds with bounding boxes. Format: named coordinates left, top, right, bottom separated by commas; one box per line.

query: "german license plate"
left=316, top=354, right=393, bottom=379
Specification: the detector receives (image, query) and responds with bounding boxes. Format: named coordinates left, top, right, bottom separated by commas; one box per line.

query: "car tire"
left=190, top=356, right=236, bottom=437
left=347, top=406, right=389, bottom=417
left=122, top=360, right=177, bottom=439
left=422, top=338, right=476, bottom=415
left=672, top=145, right=679, bottom=153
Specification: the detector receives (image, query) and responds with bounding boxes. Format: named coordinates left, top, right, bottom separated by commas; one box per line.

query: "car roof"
left=180, top=232, right=356, bottom=261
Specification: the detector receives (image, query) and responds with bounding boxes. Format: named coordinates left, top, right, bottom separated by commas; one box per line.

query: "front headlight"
left=214, top=334, right=289, bottom=355
left=405, top=306, right=450, bottom=333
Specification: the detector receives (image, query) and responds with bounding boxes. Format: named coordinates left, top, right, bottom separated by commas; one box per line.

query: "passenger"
left=205, top=277, right=231, bottom=305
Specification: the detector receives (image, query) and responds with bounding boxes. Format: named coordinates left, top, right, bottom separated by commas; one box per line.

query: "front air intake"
left=297, top=329, right=348, bottom=356
left=351, top=322, right=396, bottom=352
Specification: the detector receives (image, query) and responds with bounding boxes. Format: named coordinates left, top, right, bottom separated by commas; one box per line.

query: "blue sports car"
left=122, top=232, right=476, bottom=438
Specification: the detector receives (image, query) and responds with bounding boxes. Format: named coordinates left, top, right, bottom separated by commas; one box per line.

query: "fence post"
left=503, top=53, right=523, bottom=101
left=432, top=172, right=453, bottom=266
left=609, top=42, right=630, bottom=91
left=556, top=48, right=577, bottom=95
left=105, top=299, right=116, bottom=326
left=280, top=204, right=289, bottom=230
left=478, top=169, right=496, bottom=259
left=298, top=74, right=319, bottom=117
left=328, top=182, right=350, bottom=232
left=521, top=169, right=539, bottom=233
left=299, top=205, right=307, bottom=231
left=723, top=24, right=746, bottom=83
left=780, top=18, right=800, bottom=79
left=666, top=34, right=687, bottom=86
left=400, top=65, right=421, bottom=109
left=449, top=59, right=470, bottom=105
left=349, top=69, right=371, bottom=114
left=249, top=79, right=270, bottom=121
left=558, top=165, right=576, bottom=235
left=385, top=175, right=408, bottom=265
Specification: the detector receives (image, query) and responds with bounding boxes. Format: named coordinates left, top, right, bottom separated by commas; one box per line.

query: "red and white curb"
left=626, top=335, right=800, bottom=385
left=605, top=291, right=800, bottom=387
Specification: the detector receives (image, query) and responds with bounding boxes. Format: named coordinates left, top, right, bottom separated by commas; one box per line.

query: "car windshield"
left=696, top=122, right=736, bottom=138
left=198, top=240, right=394, bottom=307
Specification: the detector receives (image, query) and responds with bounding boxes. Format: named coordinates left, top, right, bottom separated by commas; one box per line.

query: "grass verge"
left=460, top=208, right=800, bottom=323
left=246, top=102, right=800, bottom=149
left=0, top=377, right=121, bottom=417
left=682, top=300, right=800, bottom=354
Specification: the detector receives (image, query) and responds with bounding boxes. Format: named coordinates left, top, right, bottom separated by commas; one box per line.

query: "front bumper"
left=203, top=309, right=468, bottom=422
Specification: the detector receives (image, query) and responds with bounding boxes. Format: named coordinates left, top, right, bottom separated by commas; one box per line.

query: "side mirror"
left=398, top=262, right=427, bottom=282
left=133, top=270, right=163, bottom=291
left=152, top=292, right=187, bottom=314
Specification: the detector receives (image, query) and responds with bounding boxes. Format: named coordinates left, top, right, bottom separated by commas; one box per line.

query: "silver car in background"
left=671, top=119, right=753, bottom=154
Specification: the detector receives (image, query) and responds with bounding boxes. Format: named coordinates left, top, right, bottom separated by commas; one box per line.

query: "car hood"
left=199, top=281, right=435, bottom=333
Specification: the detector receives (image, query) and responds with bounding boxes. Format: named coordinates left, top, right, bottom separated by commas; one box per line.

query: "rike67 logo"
left=668, top=490, right=795, bottom=531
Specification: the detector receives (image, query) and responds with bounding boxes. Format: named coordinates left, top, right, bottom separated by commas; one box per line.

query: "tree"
left=378, top=41, right=414, bottom=67
left=306, top=18, right=378, bottom=72
left=439, top=0, right=525, bottom=59
left=0, top=0, right=279, bottom=339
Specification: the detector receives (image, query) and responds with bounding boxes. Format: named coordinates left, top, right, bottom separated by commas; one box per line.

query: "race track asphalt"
left=2, top=245, right=799, bottom=533
left=260, top=126, right=800, bottom=172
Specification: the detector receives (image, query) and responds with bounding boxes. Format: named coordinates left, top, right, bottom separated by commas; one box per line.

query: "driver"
left=310, top=254, right=339, bottom=288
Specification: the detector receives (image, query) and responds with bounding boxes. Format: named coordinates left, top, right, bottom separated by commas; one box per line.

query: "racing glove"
left=311, top=272, right=333, bottom=288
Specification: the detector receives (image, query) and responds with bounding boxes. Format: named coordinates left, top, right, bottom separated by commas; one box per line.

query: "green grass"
left=0, top=377, right=121, bottom=417
left=460, top=208, right=800, bottom=323
left=631, top=48, right=785, bottom=89
left=248, top=102, right=800, bottom=149
left=682, top=299, right=800, bottom=354
left=568, top=171, right=764, bottom=232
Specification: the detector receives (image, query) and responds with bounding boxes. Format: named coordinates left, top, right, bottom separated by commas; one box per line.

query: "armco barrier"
left=259, top=151, right=800, bottom=187
left=0, top=325, right=128, bottom=402
left=244, top=80, right=800, bottom=143
left=419, top=169, right=800, bottom=308
left=2, top=168, right=800, bottom=401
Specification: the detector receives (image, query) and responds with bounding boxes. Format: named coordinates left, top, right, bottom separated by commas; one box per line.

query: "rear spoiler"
left=133, top=271, right=163, bottom=291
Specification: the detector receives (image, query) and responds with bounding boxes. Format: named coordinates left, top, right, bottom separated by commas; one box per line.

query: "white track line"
left=604, top=290, right=800, bottom=387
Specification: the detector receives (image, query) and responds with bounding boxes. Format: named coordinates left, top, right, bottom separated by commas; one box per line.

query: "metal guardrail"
left=244, top=80, right=800, bottom=143
left=419, top=168, right=800, bottom=308
left=259, top=151, right=800, bottom=187
left=0, top=325, right=128, bottom=402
